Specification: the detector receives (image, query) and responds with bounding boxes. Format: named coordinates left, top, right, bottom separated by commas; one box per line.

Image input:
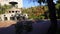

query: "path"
left=0, top=20, right=60, bottom=34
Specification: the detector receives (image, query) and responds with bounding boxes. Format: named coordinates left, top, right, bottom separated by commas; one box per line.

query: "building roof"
left=8, top=7, right=21, bottom=11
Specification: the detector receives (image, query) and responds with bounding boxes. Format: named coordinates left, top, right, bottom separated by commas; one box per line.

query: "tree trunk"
left=47, top=0, right=57, bottom=34
left=57, top=6, right=60, bottom=19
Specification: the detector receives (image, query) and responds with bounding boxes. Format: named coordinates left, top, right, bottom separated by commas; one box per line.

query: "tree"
left=30, top=0, right=57, bottom=34
left=57, top=0, right=60, bottom=3
left=0, top=4, right=11, bottom=14
left=47, top=0, right=57, bottom=34
left=56, top=0, right=60, bottom=19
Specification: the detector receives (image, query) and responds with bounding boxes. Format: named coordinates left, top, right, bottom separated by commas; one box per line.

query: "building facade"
left=0, top=0, right=29, bottom=21
left=0, top=7, right=28, bottom=21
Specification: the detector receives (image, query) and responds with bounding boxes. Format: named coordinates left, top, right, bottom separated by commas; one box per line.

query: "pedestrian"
left=15, top=18, right=24, bottom=34
left=23, top=20, right=33, bottom=33
left=26, top=21, right=33, bottom=32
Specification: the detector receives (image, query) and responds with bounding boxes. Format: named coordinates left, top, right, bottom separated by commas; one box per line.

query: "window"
left=18, top=11, right=21, bottom=13
left=4, top=17, right=7, bottom=20
left=16, top=11, right=17, bottom=13
left=11, top=15, right=13, bottom=16
left=9, top=11, right=11, bottom=13
left=16, top=17, right=20, bottom=20
left=12, top=11, right=14, bottom=13
left=4, top=15, right=6, bottom=16
left=10, top=17, right=15, bottom=20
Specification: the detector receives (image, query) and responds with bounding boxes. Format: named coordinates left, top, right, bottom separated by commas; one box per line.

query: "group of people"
left=15, top=17, right=33, bottom=34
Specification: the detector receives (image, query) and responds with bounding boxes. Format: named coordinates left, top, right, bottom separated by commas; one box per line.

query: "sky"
left=23, top=0, right=58, bottom=8
left=23, top=0, right=40, bottom=8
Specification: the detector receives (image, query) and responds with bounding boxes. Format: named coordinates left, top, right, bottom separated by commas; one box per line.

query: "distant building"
left=0, top=7, right=28, bottom=21
left=0, top=0, right=29, bottom=21
left=0, top=0, right=23, bottom=8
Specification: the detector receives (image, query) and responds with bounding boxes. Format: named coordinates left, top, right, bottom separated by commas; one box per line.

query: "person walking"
left=23, top=20, right=33, bottom=34
left=15, top=16, right=33, bottom=34
left=15, top=18, right=24, bottom=34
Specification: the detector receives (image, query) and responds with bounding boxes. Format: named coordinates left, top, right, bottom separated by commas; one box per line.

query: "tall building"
left=0, top=0, right=23, bottom=8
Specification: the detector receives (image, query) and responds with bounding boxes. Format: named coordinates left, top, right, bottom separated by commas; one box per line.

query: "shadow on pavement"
left=0, top=24, right=15, bottom=34
left=0, top=20, right=60, bottom=34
